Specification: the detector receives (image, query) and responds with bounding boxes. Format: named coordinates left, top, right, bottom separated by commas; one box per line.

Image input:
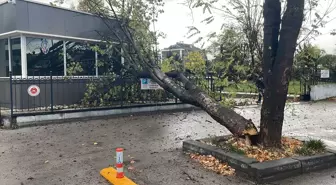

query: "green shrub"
left=295, top=139, right=326, bottom=156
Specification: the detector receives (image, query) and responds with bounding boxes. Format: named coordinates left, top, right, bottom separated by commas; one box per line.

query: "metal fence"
left=0, top=71, right=286, bottom=118
left=1, top=70, right=313, bottom=118
left=297, top=68, right=336, bottom=96
left=0, top=71, right=181, bottom=118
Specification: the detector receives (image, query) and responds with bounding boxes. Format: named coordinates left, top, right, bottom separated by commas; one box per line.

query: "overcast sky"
left=40, top=0, right=336, bottom=53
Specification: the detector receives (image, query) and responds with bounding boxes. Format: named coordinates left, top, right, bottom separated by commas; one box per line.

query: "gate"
left=298, top=66, right=336, bottom=101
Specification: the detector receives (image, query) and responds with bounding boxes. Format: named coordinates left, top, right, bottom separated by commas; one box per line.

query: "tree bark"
left=177, top=74, right=257, bottom=136
left=138, top=70, right=256, bottom=136
left=260, top=0, right=304, bottom=147
left=145, top=67, right=258, bottom=136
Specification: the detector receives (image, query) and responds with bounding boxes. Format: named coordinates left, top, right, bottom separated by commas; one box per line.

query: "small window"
left=10, top=38, right=22, bottom=76
left=26, top=37, right=64, bottom=76
left=98, top=44, right=122, bottom=76
left=66, top=41, right=95, bottom=76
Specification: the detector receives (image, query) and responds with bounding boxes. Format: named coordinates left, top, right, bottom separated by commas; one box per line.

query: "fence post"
left=50, top=71, right=54, bottom=112
left=9, top=71, right=14, bottom=120
left=120, top=75, right=124, bottom=107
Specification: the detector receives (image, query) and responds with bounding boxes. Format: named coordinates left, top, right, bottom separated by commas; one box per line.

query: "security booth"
left=0, top=0, right=122, bottom=110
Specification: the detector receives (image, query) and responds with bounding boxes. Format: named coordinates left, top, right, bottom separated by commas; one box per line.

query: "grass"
left=225, top=80, right=302, bottom=95
left=227, top=143, right=246, bottom=155
left=295, top=139, right=327, bottom=156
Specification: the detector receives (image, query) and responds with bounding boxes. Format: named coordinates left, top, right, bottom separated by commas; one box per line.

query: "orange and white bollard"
left=100, top=147, right=137, bottom=184
left=116, top=148, right=124, bottom=178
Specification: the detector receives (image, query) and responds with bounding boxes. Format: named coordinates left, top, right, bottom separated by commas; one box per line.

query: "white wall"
left=310, top=84, right=336, bottom=101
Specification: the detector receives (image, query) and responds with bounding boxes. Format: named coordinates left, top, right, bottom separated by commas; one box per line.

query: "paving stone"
left=250, top=158, right=301, bottom=183
left=214, top=149, right=257, bottom=173
left=292, top=152, right=336, bottom=173
left=182, top=140, right=218, bottom=156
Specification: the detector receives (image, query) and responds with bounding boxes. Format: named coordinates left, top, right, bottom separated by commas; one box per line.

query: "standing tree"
left=208, top=27, right=252, bottom=82
left=318, top=54, right=336, bottom=72
left=260, top=0, right=304, bottom=147
left=188, top=0, right=335, bottom=147
left=77, top=0, right=107, bottom=14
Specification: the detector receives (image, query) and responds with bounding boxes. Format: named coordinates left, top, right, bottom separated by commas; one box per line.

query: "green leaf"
left=315, top=13, right=321, bottom=19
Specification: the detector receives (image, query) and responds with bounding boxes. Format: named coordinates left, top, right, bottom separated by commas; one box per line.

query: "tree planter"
left=183, top=137, right=336, bottom=183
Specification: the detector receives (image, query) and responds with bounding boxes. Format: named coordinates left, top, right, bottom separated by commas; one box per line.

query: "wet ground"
left=1, top=101, right=336, bottom=185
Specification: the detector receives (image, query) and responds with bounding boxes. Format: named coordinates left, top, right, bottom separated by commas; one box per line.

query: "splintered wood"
left=189, top=153, right=235, bottom=176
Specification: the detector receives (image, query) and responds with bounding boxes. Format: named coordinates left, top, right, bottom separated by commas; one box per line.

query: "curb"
left=183, top=138, right=336, bottom=183
left=2, top=104, right=198, bottom=129
left=221, top=92, right=299, bottom=100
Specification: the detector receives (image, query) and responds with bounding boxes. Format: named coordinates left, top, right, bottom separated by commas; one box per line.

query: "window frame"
left=4, top=34, right=123, bottom=79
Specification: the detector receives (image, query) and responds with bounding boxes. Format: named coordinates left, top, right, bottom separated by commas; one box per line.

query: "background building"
left=160, top=42, right=209, bottom=72
left=161, top=42, right=205, bottom=61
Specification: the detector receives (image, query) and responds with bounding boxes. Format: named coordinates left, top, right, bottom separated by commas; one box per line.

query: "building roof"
left=163, top=42, right=202, bottom=51
left=19, top=0, right=95, bottom=16
left=0, top=0, right=121, bottom=42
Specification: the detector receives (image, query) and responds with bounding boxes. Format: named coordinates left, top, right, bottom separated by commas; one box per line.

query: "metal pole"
left=63, top=41, right=67, bottom=76
left=95, top=48, right=98, bottom=77
left=20, top=35, right=27, bottom=78
left=120, top=75, right=124, bottom=107
left=9, top=71, right=14, bottom=119
left=50, top=71, right=54, bottom=112
left=8, top=38, right=12, bottom=72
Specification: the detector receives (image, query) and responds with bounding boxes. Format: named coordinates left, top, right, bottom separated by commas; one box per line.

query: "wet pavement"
left=1, top=101, right=336, bottom=185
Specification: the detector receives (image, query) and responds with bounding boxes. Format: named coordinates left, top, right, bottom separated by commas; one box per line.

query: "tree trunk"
left=260, top=0, right=304, bottom=147
left=141, top=68, right=258, bottom=136
left=178, top=74, right=257, bottom=136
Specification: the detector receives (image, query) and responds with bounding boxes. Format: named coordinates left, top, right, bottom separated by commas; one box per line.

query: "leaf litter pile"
left=225, top=137, right=305, bottom=162
left=189, top=153, right=235, bottom=176
left=189, top=136, right=326, bottom=176
left=201, top=136, right=326, bottom=162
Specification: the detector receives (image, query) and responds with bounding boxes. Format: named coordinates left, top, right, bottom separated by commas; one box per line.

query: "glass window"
left=0, top=39, right=9, bottom=77
left=11, top=38, right=22, bottom=76
left=66, top=41, right=95, bottom=76
left=26, top=37, right=64, bottom=76
left=98, top=44, right=122, bottom=75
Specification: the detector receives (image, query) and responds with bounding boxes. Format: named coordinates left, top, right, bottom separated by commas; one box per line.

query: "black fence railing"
left=297, top=69, right=336, bottom=96
left=2, top=71, right=180, bottom=117
left=1, top=70, right=318, bottom=118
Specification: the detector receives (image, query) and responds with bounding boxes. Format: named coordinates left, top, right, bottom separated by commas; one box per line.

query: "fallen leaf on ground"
left=128, top=166, right=135, bottom=171
left=189, top=154, right=235, bottom=176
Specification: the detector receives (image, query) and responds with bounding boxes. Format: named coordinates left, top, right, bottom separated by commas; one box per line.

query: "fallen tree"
left=137, top=71, right=257, bottom=136
left=83, top=0, right=305, bottom=146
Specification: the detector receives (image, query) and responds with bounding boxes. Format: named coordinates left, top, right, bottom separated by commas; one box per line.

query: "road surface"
left=1, top=101, right=336, bottom=185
